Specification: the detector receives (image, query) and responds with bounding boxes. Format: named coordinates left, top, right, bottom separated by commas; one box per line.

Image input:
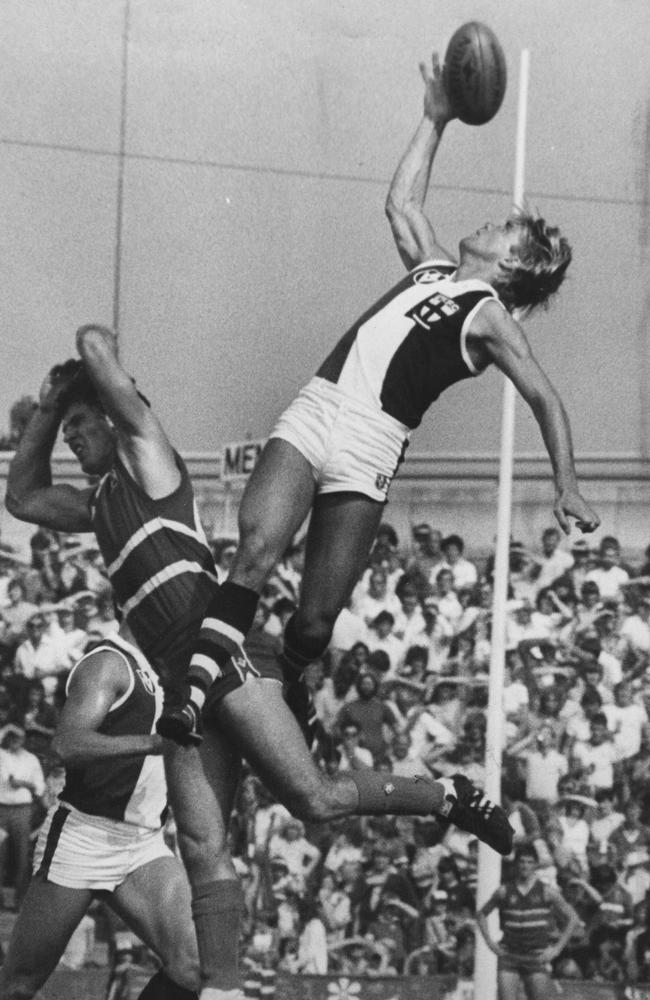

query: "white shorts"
left=33, top=802, right=173, bottom=891
left=269, top=377, right=409, bottom=502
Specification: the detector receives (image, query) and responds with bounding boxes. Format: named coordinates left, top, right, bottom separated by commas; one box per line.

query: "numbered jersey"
left=60, top=635, right=167, bottom=829
left=317, top=260, right=503, bottom=429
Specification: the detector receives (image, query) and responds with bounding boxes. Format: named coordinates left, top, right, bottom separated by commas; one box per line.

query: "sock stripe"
left=189, top=653, right=222, bottom=683
left=201, top=617, right=245, bottom=646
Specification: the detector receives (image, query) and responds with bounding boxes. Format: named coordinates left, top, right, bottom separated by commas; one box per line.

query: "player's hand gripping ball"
left=443, top=22, right=507, bottom=125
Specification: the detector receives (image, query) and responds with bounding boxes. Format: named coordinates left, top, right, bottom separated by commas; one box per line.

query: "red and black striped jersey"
left=499, top=879, right=553, bottom=953
left=89, top=452, right=219, bottom=674
left=317, top=260, right=503, bottom=430
left=60, top=635, right=167, bottom=829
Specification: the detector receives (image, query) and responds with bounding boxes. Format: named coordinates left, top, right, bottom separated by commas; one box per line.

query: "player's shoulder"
left=68, top=641, right=133, bottom=693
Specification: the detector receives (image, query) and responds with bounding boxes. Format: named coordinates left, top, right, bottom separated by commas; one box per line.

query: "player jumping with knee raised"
left=165, top=52, right=598, bottom=750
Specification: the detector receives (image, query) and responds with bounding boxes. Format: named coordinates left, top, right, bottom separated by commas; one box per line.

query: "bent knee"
left=164, top=951, right=200, bottom=993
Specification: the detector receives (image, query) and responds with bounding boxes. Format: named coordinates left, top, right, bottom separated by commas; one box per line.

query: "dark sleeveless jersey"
left=499, top=878, right=553, bottom=953
left=89, top=452, right=219, bottom=673
left=316, top=260, right=502, bottom=430
left=60, top=635, right=167, bottom=829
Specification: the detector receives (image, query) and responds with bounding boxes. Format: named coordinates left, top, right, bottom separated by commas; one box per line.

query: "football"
left=443, top=22, right=507, bottom=126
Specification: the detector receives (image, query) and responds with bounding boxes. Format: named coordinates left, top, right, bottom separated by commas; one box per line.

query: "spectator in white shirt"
left=440, top=535, right=478, bottom=592
left=268, top=817, right=321, bottom=895
left=586, top=537, right=630, bottom=602
left=336, top=722, right=374, bottom=772
left=619, top=595, right=650, bottom=660
left=13, top=612, right=70, bottom=702
left=570, top=713, right=621, bottom=793
left=351, top=568, right=401, bottom=628
left=603, top=681, right=648, bottom=762
left=0, top=725, right=45, bottom=908
left=367, top=612, right=405, bottom=678
left=431, top=568, right=462, bottom=632
left=532, top=527, right=574, bottom=593
left=392, top=583, right=426, bottom=650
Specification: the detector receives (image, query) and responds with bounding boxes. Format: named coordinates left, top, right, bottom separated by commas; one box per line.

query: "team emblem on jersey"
left=407, top=292, right=460, bottom=331
left=231, top=650, right=261, bottom=683
left=413, top=267, right=447, bottom=284
left=135, top=667, right=156, bottom=695
left=375, top=473, right=391, bottom=493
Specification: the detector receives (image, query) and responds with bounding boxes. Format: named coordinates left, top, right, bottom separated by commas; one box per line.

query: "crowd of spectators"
left=3, top=515, right=650, bottom=988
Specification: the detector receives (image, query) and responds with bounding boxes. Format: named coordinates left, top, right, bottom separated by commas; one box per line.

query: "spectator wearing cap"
left=13, top=611, right=69, bottom=703
left=506, top=599, right=546, bottom=649
left=586, top=536, right=630, bottom=602
left=0, top=724, right=45, bottom=908
left=440, top=535, right=477, bottom=592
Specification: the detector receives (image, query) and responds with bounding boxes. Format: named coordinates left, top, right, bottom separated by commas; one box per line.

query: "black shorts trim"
left=36, top=805, right=70, bottom=879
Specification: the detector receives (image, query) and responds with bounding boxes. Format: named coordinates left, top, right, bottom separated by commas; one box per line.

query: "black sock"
left=136, top=969, right=197, bottom=999
left=187, top=581, right=259, bottom=711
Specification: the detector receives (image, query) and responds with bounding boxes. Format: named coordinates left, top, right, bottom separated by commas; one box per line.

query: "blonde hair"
left=496, top=209, right=572, bottom=318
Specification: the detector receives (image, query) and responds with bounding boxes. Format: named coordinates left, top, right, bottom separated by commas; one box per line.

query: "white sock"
left=199, top=989, right=245, bottom=1000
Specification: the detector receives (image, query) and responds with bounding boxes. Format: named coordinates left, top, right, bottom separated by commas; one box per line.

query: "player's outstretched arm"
left=471, top=301, right=600, bottom=535
left=385, top=52, right=456, bottom=270
left=52, top=648, right=163, bottom=763
left=76, top=324, right=180, bottom=498
left=5, top=363, right=95, bottom=532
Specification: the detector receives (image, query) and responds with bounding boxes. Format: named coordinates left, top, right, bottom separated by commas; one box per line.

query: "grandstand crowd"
left=2, top=499, right=650, bottom=987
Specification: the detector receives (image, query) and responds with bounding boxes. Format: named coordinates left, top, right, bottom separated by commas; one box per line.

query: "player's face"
left=461, top=219, right=523, bottom=263
left=62, top=403, right=116, bottom=476
left=515, top=854, right=537, bottom=878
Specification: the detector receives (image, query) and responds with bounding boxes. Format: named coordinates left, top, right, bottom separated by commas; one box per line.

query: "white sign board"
left=220, top=440, right=265, bottom=481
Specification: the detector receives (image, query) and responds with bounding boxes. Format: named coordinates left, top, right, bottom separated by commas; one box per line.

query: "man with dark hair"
left=477, top=844, right=580, bottom=1000
left=7, top=326, right=515, bottom=1000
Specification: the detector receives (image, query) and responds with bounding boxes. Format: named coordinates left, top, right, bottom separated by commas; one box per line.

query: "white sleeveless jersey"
left=317, top=260, right=503, bottom=430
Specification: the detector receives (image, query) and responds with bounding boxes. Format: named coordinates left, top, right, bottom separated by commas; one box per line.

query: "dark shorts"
left=204, top=639, right=284, bottom=717
left=498, top=951, right=550, bottom=976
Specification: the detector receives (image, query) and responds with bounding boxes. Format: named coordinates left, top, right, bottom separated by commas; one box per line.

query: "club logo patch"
left=375, top=473, right=391, bottom=493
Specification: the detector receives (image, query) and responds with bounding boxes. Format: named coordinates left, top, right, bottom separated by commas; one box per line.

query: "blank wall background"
left=1, top=0, right=648, bottom=459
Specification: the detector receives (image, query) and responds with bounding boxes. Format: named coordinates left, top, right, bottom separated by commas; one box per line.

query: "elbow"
left=51, top=733, right=74, bottom=764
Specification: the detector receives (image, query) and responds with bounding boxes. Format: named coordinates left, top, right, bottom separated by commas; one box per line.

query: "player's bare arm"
left=385, top=52, right=457, bottom=270
left=52, top=649, right=163, bottom=764
left=75, top=324, right=180, bottom=499
left=5, top=363, right=95, bottom=532
left=469, top=300, right=600, bottom=535
left=542, top=885, right=581, bottom=960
